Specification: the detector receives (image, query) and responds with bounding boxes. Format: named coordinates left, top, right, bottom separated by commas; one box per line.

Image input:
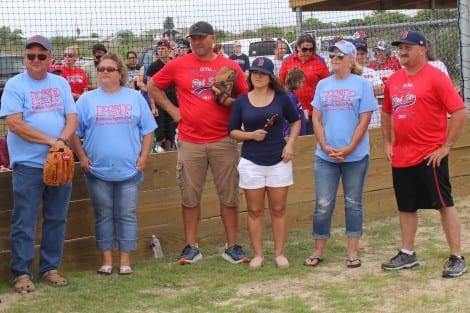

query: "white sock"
left=400, top=249, right=414, bottom=255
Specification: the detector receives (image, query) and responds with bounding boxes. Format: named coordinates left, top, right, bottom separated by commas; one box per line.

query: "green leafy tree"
left=256, top=26, right=284, bottom=39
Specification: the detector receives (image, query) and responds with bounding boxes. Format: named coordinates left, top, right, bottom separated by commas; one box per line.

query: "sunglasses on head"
left=329, top=52, right=346, bottom=60
left=26, top=53, right=48, bottom=61
left=63, top=53, right=75, bottom=58
left=301, top=47, right=314, bottom=52
left=97, top=66, right=119, bottom=73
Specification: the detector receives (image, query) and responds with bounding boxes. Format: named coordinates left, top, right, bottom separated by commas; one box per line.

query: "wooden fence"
left=1, top=120, right=470, bottom=278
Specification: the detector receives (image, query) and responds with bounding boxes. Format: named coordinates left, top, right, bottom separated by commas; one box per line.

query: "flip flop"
left=97, top=265, right=113, bottom=275
left=346, top=257, right=362, bottom=268
left=304, top=255, right=323, bottom=267
left=119, top=265, right=133, bottom=275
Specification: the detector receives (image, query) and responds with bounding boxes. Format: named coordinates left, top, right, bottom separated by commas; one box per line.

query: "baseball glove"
left=43, top=147, right=75, bottom=186
left=214, top=66, right=237, bottom=106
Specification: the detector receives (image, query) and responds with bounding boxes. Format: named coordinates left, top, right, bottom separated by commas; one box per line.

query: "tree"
left=256, top=26, right=284, bottom=39
left=162, top=17, right=178, bottom=40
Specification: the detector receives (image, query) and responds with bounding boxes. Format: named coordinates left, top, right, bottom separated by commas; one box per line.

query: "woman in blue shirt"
left=228, top=57, right=300, bottom=269
left=304, top=40, right=377, bottom=268
left=71, top=53, right=156, bottom=275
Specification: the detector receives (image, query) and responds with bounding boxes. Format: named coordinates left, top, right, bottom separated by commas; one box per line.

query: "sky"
left=0, top=0, right=388, bottom=38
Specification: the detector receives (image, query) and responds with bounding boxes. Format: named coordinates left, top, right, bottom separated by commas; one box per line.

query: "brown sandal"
left=14, top=274, right=35, bottom=293
left=42, top=270, right=68, bottom=287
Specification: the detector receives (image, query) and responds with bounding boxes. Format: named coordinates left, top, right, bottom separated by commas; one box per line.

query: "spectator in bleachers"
left=304, top=40, right=377, bottom=268
left=279, top=34, right=330, bottom=135
left=83, top=43, right=107, bottom=90
left=146, top=39, right=177, bottom=152
left=213, top=43, right=225, bottom=56
left=353, top=40, right=384, bottom=96
left=369, top=39, right=401, bottom=72
left=426, top=40, right=449, bottom=76
left=126, top=51, right=141, bottom=89
left=229, top=40, right=250, bottom=75
left=1, top=35, right=77, bottom=292
left=176, top=38, right=191, bottom=57
left=272, top=40, right=288, bottom=77
left=61, top=46, right=88, bottom=101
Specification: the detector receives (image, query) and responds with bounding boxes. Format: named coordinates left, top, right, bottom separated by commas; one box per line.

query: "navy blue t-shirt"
left=228, top=91, right=299, bottom=166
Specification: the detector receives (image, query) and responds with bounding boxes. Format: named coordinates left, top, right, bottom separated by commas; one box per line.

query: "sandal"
left=275, top=255, right=290, bottom=269
left=97, top=265, right=113, bottom=275
left=249, top=256, right=264, bottom=270
left=119, top=265, right=133, bottom=275
left=304, top=255, right=323, bottom=267
left=41, top=270, right=68, bottom=287
left=14, top=274, right=35, bottom=293
left=346, top=257, right=362, bottom=268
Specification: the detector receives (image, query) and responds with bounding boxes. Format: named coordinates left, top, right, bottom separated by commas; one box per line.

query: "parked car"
left=138, top=46, right=155, bottom=66
left=221, top=37, right=293, bottom=64
left=0, top=54, right=24, bottom=108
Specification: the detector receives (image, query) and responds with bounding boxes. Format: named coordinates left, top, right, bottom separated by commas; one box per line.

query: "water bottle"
left=151, top=235, right=164, bottom=259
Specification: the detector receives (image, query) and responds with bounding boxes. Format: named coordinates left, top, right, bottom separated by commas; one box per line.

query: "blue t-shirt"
left=0, top=72, right=77, bottom=168
left=229, top=54, right=250, bottom=72
left=228, top=91, right=299, bottom=166
left=312, top=74, right=377, bottom=162
left=75, top=87, right=157, bottom=181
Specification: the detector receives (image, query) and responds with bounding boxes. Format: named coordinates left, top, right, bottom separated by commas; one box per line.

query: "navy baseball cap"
left=249, top=57, right=274, bottom=75
left=25, top=35, right=52, bottom=52
left=353, top=40, right=368, bottom=52
left=392, top=31, right=427, bottom=47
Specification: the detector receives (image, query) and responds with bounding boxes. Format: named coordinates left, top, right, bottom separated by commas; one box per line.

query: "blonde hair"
left=351, top=61, right=363, bottom=76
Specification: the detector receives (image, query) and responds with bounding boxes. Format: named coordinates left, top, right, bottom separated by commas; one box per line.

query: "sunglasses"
left=177, top=45, right=188, bottom=49
left=95, top=55, right=103, bottom=60
left=301, top=47, right=314, bottom=52
left=63, top=53, right=75, bottom=58
left=328, top=52, right=346, bottom=60
left=97, top=66, right=119, bottom=73
left=26, top=53, right=48, bottom=61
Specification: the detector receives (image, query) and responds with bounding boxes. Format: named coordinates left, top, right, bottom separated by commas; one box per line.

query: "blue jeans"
left=84, top=171, right=143, bottom=252
left=10, top=165, right=72, bottom=278
left=313, top=155, right=369, bottom=239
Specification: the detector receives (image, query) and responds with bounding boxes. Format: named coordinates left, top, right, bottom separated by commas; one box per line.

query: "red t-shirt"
left=60, top=66, right=88, bottom=95
left=382, top=63, right=465, bottom=167
left=278, top=53, right=330, bottom=116
left=368, top=56, right=401, bottom=71
left=152, top=54, right=248, bottom=143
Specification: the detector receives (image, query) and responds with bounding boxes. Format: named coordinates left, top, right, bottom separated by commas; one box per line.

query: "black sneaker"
left=222, top=244, right=250, bottom=264
left=178, top=244, right=202, bottom=265
left=382, top=251, right=419, bottom=270
left=442, top=255, right=467, bottom=278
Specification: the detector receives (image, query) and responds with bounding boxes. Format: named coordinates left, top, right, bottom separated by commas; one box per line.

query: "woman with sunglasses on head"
left=279, top=34, right=330, bottom=135
left=70, top=52, right=156, bottom=275
left=61, top=46, right=88, bottom=101
left=304, top=40, right=377, bottom=269
left=228, top=57, right=301, bottom=270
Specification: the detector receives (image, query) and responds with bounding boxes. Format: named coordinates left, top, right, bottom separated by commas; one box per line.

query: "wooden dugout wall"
left=0, top=121, right=470, bottom=278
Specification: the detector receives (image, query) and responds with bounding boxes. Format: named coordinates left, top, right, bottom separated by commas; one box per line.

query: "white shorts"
left=238, top=157, right=293, bottom=189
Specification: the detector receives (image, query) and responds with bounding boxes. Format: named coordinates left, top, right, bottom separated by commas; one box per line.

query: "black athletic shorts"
left=392, top=156, right=453, bottom=212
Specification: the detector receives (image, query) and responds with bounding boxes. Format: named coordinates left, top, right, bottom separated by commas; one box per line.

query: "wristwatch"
left=56, top=137, right=70, bottom=146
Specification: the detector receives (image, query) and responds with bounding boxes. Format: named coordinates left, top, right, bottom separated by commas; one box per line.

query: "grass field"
left=1, top=196, right=469, bottom=313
